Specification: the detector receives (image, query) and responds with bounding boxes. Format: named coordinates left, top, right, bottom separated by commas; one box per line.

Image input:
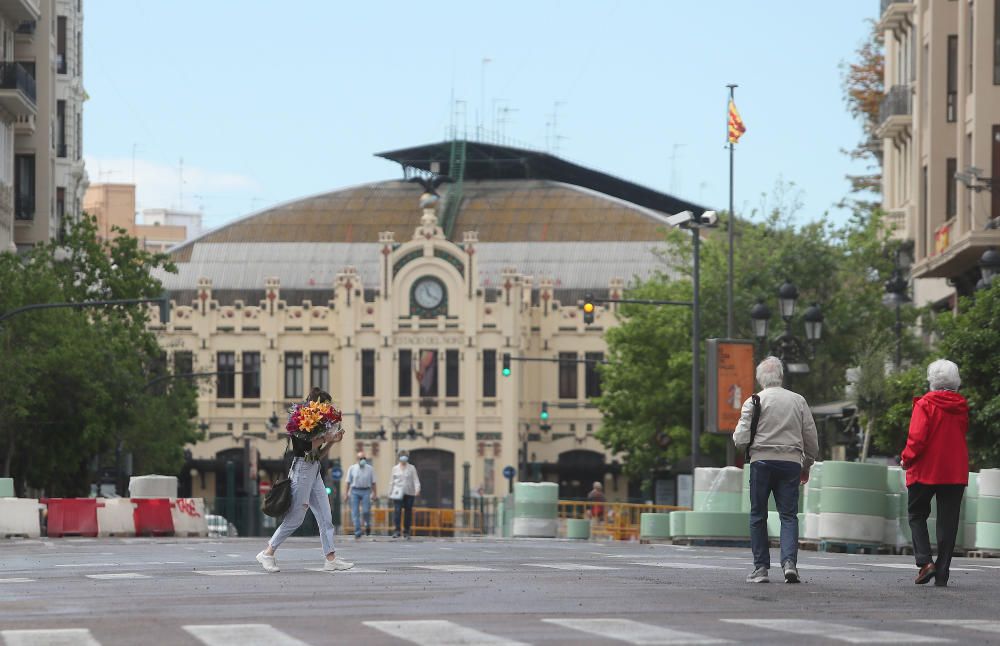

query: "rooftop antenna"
left=498, top=105, right=518, bottom=144
left=479, top=57, right=492, bottom=142
left=550, top=101, right=566, bottom=154
left=669, top=143, right=686, bottom=193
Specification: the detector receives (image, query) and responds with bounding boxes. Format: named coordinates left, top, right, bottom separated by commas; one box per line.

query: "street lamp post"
left=883, top=270, right=910, bottom=370
left=977, top=247, right=1000, bottom=291
left=749, top=280, right=823, bottom=383
left=379, top=415, right=415, bottom=460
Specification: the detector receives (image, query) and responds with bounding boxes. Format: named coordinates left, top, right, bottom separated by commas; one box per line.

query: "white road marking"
left=85, top=573, right=151, bottom=580
left=364, top=620, right=528, bottom=645
left=54, top=563, right=119, bottom=568
left=795, top=564, right=863, bottom=571
left=633, top=562, right=743, bottom=570
left=543, top=618, right=730, bottom=645
left=852, top=563, right=981, bottom=572
left=915, top=620, right=1000, bottom=634
left=0, top=578, right=35, bottom=583
left=1, top=628, right=101, bottom=646
left=722, top=618, right=948, bottom=643
left=226, top=554, right=241, bottom=558
left=414, top=564, right=499, bottom=572
left=526, top=563, right=620, bottom=571
left=184, top=623, right=310, bottom=646
left=195, top=569, right=265, bottom=576
left=305, top=567, right=387, bottom=574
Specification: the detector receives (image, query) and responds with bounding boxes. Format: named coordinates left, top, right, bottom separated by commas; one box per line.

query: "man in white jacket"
left=389, top=450, right=421, bottom=539
left=733, top=356, right=819, bottom=584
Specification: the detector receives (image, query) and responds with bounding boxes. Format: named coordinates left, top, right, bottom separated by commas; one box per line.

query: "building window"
left=310, top=352, right=329, bottom=392
left=243, top=352, right=261, bottom=399
left=14, top=154, right=34, bottom=220
left=75, top=111, right=81, bottom=161
left=56, top=16, right=67, bottom=74
left=969, top=2, right=975, bottom=95
left=948, top=35, right=958, bottom=121
left=445, top=349, right=459, bottom=397
left=56, top=101, right=66, bottom=157
left=584, top=352, right=604, bottom=398
left=416, top=349, right=437, bottom=398
left=285, top=352, right=303, bottom=399
left=76, top=30, right=81, bottom=76
left=399, top=349, right=412, bottom=398
left=559, top=352, right=578, bottom=400
left=361, top=349, right=375, bottom=397
left=946, top=158, right=957, bottom=218
left=173, top=350, right=193, bottom=377
left=482, top=349, right=497, bottom=398
left=56, top=187, right=65, bottom=223
left=992, top=125, right=1000, bottom=221
left=921, top=165, right=928, bottom=257
left=217, top=352, right=235, bottom=399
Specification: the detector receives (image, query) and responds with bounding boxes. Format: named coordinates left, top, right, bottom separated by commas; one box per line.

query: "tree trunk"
left=860, top=418, right=874, bottom=462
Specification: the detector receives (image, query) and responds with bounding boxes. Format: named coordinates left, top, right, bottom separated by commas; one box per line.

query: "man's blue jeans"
left=749, top=460, right=801, bottom=569
left=350, top=489, right=372, bottom=537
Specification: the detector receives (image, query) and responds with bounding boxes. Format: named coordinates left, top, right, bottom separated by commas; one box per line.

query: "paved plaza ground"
left=1, top=535, right=999, bottom=645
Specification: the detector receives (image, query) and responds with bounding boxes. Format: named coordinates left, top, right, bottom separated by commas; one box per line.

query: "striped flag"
left=727, top=99, right=746, bottom=143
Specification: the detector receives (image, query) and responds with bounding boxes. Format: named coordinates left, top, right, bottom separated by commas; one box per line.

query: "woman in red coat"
left=900, top=359, right=969, bottom=587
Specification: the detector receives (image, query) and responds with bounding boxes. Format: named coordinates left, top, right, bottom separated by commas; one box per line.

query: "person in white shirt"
left=344, top=451, right=377, bottom=539
left=388, top=450, right=421, bottom=539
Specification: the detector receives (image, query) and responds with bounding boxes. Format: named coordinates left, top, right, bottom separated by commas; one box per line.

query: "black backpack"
left=262, top=439, right=293, bottom=518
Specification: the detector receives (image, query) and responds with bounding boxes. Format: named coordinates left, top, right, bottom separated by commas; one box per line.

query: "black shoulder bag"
left=262, top=438, right=293, bottom=518
left=744, top=394, right=761, bottom=463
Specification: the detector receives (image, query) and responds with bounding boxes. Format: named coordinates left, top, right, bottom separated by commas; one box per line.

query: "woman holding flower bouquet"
left=256, top=388, right=354, bottom=573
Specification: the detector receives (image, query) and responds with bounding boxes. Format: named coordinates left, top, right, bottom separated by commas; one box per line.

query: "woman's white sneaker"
left=323, top=557, right=355, bottom=572
left=256, top=551, right=279, bottom=573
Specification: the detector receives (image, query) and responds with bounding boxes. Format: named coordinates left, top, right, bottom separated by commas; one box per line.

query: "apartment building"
left=879, top=0, right=1000, bottom=302
left=0, top=0, right=86, bottom=252
left=83, top=183, right=203, bottom=252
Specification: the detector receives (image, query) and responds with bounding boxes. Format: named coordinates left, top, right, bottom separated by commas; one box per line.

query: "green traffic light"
left=540, top=411, right=548, bottom=420
left=502, top=367, right=511, bottom=376
left=325, top=486, right=332, bottom=495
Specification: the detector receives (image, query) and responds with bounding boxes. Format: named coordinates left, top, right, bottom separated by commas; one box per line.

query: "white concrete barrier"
left=170, top=498, right=208, bottom=537
left=96, top=498, right=137, bottom=537
left=129, top=475, right=178, bottom=498
left=0, top=498, right=42, bottom=538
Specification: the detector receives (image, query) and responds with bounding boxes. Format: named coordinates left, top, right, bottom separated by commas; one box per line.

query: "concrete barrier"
left=129, top=475, right=178, bottom=498
left=565, top=518, right=590, bottom=540
left=170, top=498, right=209, bottom=537
left=818, top=462, right=887, bottom=544
left=0, top=477, right=14, bottom=497
left=96, top=498, right=137, bottom=537
left=0, top=498, right=42, bottom=538
left=669, top=511, right=688, bottom=538
left=693, top=467, right=744, bottom=512
left=639, top=513, right=672, bottom=540
left=512, top=482, right=558, bottom=538
left=42, top=498, right=100, bottom=537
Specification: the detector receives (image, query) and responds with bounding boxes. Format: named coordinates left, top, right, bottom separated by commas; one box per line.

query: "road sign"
left=258, top=481, right=271, bottom=496
left=331, top=467, right=343, bottom=481
left=503, top=465, right=516, bottom=479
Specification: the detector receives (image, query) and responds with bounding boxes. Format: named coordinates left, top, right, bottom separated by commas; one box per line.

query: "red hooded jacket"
left=901, top=390, right=969, bottom=487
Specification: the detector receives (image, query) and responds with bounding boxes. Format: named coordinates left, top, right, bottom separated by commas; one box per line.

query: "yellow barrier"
left=342, top=505, right=484, bottom=537
left=558, top=501, right=688, bottom=541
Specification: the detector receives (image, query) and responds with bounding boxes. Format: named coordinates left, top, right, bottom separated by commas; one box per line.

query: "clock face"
left=413, top=277, right=445, bottom=310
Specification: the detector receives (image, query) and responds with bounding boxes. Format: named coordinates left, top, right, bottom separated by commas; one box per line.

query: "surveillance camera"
left=664, top=210, right=693, bottom=227
left=699, top=211, right=718, bottom=226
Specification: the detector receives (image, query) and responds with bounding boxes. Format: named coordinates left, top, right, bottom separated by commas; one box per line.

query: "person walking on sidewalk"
left=733, top=356, right=819, bottom=585
left=388, top=450, right=421, bottom=539
left=901, top=359, right=969, bottom=588
left=256, top=388, right=354, bottom=574
left=345, top=451, right=377, bottom=539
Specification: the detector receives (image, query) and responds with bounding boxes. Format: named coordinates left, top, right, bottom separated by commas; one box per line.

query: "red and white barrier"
left=0, top=498, right=42, bottom=538
left=42, top=498, right=100, bottom=537
left=170, top=498, right=208, bottom=537
left=96, top=498, right=137, bottom=537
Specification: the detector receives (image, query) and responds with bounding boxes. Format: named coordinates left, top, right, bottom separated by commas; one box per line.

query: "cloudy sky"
left=84, top=1, right=877, bottom=232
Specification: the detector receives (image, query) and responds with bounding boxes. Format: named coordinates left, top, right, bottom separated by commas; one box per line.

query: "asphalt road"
left=1, top=535, right=999, bottom=645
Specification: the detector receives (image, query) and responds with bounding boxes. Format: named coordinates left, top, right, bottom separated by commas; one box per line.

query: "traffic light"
left=582, top=293, right=595, bottom=324
left=540, top=401, right=549, bottom=421
left=502, top=353, right=511, bottom=377
left=325, top=485, right=333, bottom=495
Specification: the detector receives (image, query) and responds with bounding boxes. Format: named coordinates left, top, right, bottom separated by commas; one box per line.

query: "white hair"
left=756, top=356, right=784, bottom=389
left=927, top=359, right=961, bottom=391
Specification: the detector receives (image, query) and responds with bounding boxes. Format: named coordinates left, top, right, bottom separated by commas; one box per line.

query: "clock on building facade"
left=410, top=276, right=447, bottom=317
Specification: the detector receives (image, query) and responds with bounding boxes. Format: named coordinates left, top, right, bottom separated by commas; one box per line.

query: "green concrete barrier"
left=818, top=486, right=887, bottom=517
left=0, top=478, right=13, bottom=498
left=693, top=491, right=743, bottom=513
left=639, top=513, right=672, bottom=540
left=565, top=518, right=590, bottom=540
left=682, top=511, right=750, bottom=539
left=822, top=462, right=887, bottom=492
left=669, top=511, right=688, bottom=537
left=977, top=496, right=1000, bottom=523
left=513, top=482, right=558, bottom=538
left=975, top=522, right=1000, bottom=551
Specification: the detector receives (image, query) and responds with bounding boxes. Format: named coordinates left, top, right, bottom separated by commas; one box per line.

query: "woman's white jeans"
left=268, top=458, right=336, bottom=555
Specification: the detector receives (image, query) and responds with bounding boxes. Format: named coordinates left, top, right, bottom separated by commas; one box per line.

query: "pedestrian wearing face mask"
left=389, top=450, right=420, bottom=539
left=345, top=451, right=377, bottom=539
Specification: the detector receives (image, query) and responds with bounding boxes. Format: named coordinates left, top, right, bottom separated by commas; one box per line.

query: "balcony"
left=877, top=85, right=912, bottom=140
left=878, top=0, right=914, bottom=33
left=911, top=225, right=1000, bottom=281
left=13, top=114, right=34, bottom=134
left=0, top=0, right=41, bottom=23
left=0, top=62, right=36, bottom=117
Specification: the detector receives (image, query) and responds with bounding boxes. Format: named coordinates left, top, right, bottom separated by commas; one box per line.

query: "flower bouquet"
left=285, top=399, right=343, bottom=442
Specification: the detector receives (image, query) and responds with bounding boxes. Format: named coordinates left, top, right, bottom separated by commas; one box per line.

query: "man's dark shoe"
left=915, top=563, right=936, bottom=584
left=782, top=560, right=800, bottom=584
left=365, top=526, right=371, bottom=536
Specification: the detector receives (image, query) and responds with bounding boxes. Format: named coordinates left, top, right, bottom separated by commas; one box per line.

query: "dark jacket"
left=901, top=390, right=969, bottom=487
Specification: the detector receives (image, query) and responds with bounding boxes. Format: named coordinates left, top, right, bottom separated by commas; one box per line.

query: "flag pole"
left=726, top=84, right=737, bottom=340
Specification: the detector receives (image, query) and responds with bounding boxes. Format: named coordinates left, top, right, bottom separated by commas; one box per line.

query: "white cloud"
left=84, top=156, right=262, bottom=226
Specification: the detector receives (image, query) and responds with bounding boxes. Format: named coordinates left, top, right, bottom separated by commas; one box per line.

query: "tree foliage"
left=594, top=196, right=915, bottom=477
left=840, top=19, right=884, bottom=209
left=0, top=216, right=197, bottom=496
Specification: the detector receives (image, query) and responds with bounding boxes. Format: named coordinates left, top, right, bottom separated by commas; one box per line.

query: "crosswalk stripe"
left=183, top=624, right=310, bottom=646
left=1, top=628, right=101, bottom=646
left=543, top=618, right=730, bottom=644
left=413, top=565, right=498, bottom=572
left=526, top=563, right=620, bottom=571
left=85, top=573, right=151, bottom=580
left=915, top=620, right=1000, bottom=634
left=721, top=619, right=948, bottom=643
left=304, top=567, right=387, bottom=574
left=632, top=562, right=742, bottom=570
left=364, top=620, right=527, bottom=645
left=854, top=563, right=981, bottom=572
left=0, top=578, right=35, bottom=583
left=194, top=569, right=265, bottom=576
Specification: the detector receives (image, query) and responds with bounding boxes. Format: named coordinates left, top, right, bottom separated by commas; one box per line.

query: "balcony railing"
left=57, top=143, right=67, bottom=158
left=0, top=62, right=36, bottom=104
left=879, top=85, right=911, bottom=124
left=15, top=194, right=34, bottom=220
left=880, top=0, right=911, bottom=14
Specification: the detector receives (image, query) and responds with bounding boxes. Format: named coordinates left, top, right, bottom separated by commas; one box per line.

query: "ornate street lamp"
left=750, top=281, right=821, bottom=380
left=750, top=299, right=771, bottom=341
left=777, top=280, right=799, bottom=320
left=803, top=303, right=824, bottom=343
left=978, top=247, right=1000, bottom=291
